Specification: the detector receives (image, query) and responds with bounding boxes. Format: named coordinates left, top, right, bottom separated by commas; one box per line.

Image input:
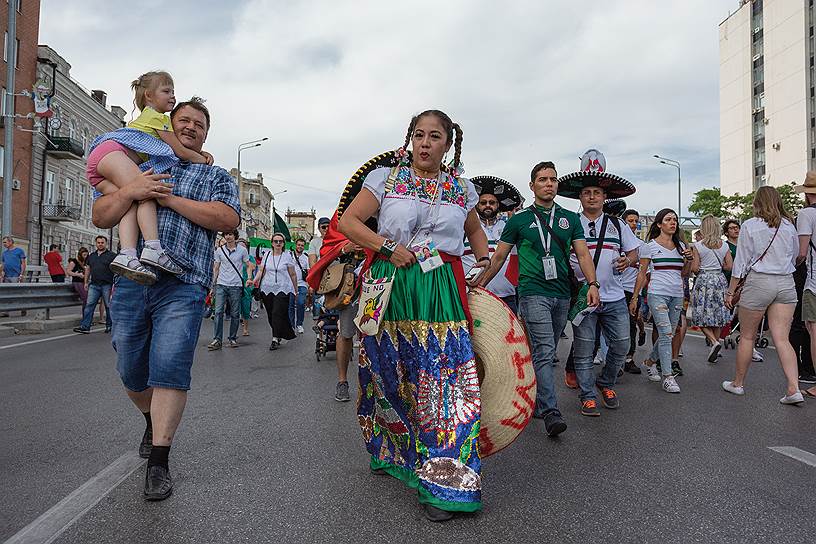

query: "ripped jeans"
left=647, top=293, right=684, bottom=376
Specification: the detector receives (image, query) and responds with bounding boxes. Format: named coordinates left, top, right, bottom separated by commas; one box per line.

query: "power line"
left=264, top=177, right=338, bottom=195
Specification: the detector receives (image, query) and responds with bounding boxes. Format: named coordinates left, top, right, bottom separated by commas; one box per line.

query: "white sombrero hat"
left=467, top=287, right=535, bottom=457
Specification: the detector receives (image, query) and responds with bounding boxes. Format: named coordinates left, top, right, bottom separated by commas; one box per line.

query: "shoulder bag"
left=251, top=252, right=269, bottom=301
left=220, top=245, right=245, bottom=286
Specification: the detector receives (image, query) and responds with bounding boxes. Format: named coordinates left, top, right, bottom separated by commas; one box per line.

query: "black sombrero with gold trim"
left=470, top=175, right=524, bottom=212
left=603, top=198, right=627, bottom=217
left=557, top=149, right=635, bottom=200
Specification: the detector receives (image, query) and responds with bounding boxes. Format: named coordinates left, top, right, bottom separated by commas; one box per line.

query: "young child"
left=86, top=71, right=213, bottom=285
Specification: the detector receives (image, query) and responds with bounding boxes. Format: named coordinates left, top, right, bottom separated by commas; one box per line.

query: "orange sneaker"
left=580, top=399, right=600, bottom=417
left=597, top=386, right=620, bottom=409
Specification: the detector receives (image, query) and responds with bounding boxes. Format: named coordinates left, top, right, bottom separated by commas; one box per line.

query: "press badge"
left=411, top=238, right=444, bottom=273
left=542, top=255, right=558, bottom=280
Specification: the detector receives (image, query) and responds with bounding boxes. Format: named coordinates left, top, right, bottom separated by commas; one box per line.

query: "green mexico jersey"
left=500, top=204, right=585, bottom=298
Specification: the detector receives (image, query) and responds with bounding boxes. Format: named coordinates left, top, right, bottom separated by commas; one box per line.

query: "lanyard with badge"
left=408, top=170, right=446, bottom=273
left=533, top=207, right=558, bottom=280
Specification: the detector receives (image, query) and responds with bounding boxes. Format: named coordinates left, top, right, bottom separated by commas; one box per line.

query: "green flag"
left=273, top=210, right=290, bottom=242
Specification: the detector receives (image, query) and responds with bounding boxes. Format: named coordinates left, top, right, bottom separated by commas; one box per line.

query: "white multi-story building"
left=720, top=0, right=816, bottom=196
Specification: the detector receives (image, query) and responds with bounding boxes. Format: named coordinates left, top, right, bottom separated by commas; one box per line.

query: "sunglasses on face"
left=272, top=240, right=284, bottom=244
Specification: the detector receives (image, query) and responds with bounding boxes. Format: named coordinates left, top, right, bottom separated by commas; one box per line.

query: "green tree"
left=690, top=183, right=804, bottom=221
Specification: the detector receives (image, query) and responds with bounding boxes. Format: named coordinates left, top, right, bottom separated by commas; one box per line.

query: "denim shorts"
left=110, top=275, right=207, bottom=391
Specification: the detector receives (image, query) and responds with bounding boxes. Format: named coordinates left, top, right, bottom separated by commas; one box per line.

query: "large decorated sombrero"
left=467, top=287, right=535, bottom=457
left=557, top=149, right=635, bottom=200
left=470, top=175, right=524, bottom=212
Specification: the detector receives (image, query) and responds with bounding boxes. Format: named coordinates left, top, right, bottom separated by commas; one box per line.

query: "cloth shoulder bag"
left=318, top=260, right=357, bottom=309
left=251, top=252, right=269, bottom=301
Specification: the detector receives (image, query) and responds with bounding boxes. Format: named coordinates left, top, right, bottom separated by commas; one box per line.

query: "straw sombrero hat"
left=470, top=175, right=524, bottom=212
left=795, top=171, right=816, bottom=194
left=558, top=149, right=635, bottom=199
left=467, top=287, right=535, bottom=457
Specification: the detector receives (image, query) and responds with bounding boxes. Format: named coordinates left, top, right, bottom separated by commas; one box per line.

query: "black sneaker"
left=580, top=400, right=601, bottom=417
left=543, top=412, right=567, bottom=437
left=143, top=465, right=173, bottom=501
left=624, top=358, right=642, bottom=374
left=73, top=327, right=90, bottom=334
left=597, top=386, right=620, bottom=409
left=139, top=426, right=152, bottom=459
left=799, top=374, right=816, bottom=384
left=335, top=381, right=350, bottom=402
left=269, top=340, right=279, bottom=351
left=671, top=360, right=683, bottom=377
left=424, top=504, right=454, bottom=522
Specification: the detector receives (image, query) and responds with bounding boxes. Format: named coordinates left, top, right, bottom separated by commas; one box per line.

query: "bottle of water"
left=612, top=250, right=626, bottom=276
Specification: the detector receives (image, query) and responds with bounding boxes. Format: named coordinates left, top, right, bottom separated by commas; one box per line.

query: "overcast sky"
left=40, top=0, right=736, bottom=222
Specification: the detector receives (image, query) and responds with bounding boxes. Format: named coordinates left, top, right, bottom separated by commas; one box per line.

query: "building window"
left=0, top=145, right=4, bottom=173
left=78, top=184, right=85, bottom=217
left=64, top=177, right=73, bottom=205
left=45, top=170, right=54, bottom=204
left=82, top=128, right=89, bottom=155
left=68, top=119, right=76, bottom=140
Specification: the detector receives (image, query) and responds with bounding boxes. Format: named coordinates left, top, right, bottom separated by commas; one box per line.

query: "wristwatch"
left=379, top=238, right=398, bottom=258
left=588, top=281, right=601, bottom=289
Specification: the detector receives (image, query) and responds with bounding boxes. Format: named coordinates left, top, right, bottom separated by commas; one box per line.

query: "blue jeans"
left=289, top=286, right=308, bottom=327
left=572, top=298, right=630, bottom=401
left=80, top=283, right=112, bottom=330
left=519, top=295, right=570, bottom=417
left=110, top=276, right=206, bottom=391
left=647, top=293, right=684, bottom=376
left=213, top=284, right=242, bottom=342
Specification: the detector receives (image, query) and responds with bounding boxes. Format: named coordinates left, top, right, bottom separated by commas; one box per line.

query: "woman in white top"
left=339, top=110, right=489, bottom=522
left=251, top=232, right=297, bottom=350
left=690, top=215, right=733, bottom=363
left=722, top=186, right=803, bottom=404
left=629, top=208, right=692, bottom=394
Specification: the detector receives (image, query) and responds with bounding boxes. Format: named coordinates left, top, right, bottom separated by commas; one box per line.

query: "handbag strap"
left=220, top=245, right=244, bottom=280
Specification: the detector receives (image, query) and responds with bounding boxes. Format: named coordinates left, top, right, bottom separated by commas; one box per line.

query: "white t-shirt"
left=797, top=206, right=816, bottom=293
left=291, top=250, right=309, bottom=288
left=363, top=166, right=478, bottom=256
left=570, top=213, right=641, bottom=302
left=732, top=217, right=797, bottom=278
left=693, top=241, right=729, bottom=271
left=620, top=238, right=642, bottom=292
left=214, top=244, right=250, bottom=287
left=308, top=236, right=323, bottom=260
left=639, top=240, right=686, bottom=298
left=259, top=251, right=296, bottom=296
left=462, top=218, right=516, bottom=298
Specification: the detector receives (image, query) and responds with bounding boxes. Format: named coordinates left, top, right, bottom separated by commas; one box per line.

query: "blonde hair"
left=130, top=71, right=174, bottom=111
left=698, top=215, right=722, bottom=249
left=752, top=186, right=792, bottom=228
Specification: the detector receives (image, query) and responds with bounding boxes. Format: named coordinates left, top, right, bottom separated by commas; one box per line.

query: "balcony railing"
left=42, top=203, right=81, bottom=222
left=46, top=137, right=85, bottom=160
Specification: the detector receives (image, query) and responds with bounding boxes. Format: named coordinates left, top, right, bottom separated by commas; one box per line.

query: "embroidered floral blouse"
left=363, top=165, right=478, bottom=256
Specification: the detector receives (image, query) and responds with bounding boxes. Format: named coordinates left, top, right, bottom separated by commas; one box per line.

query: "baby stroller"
left=722, top=311, right=769, bottom=350
left=314, top=306, right=340, bottom=361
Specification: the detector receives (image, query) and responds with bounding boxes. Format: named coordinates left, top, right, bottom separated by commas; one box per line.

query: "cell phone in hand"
left=465, top=266, right=482, bottom=282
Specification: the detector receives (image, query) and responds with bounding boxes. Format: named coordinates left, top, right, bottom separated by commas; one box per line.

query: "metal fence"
left=0, top=283, right=81, bottom=314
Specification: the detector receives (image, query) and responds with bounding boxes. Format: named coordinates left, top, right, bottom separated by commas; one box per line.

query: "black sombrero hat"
left=603, top=198, right=627, bottom=217
left=337, top=149, right=451, bottom=219
left=557, top=149, right=635, bottom=200
left=470, top=176, right=524, bottom=212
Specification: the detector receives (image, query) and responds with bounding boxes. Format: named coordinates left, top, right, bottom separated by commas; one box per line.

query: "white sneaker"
left=780, top=391, right=805, bottom=405
left=139, top=246, right=184, bottom=275
left=722, top=380, right=745, bottom=396
left=109, top=254, right=157, bottom=285
left=752, top=349, right=764, bottom=362
left=645, top=363, right=661, bottom=382
left=707, top=342, right=722, bottom=363
left=663, top=375, right=681, bottom=393
left=297, top=325, right=304, bottom=334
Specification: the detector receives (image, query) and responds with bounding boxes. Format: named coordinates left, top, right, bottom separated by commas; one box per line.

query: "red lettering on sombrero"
left=500, top=382, right=535, bottom=430
left=505, top=322, right=526, bottom=345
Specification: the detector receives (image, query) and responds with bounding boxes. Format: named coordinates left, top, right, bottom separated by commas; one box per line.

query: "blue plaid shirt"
left=155, top=163, right=240, bottom=288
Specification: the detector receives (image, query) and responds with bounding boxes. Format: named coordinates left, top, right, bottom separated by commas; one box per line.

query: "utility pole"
left=2, top=3, right=17, bottom=235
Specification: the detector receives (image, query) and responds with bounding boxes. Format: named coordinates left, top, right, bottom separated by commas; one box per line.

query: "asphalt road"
left=1, top=312, right=814, bottom=544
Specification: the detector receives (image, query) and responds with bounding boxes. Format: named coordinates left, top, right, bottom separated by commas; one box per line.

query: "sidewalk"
left=0, top=305, right=87, bottom=336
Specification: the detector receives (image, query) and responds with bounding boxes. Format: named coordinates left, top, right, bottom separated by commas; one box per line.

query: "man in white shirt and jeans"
left=209, top=230, right=252, bottom=350
left=289, top=238, right=310, bottom=334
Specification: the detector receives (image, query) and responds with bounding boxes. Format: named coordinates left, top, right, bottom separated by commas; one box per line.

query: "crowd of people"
left=5, top=71, right=816, bottom=523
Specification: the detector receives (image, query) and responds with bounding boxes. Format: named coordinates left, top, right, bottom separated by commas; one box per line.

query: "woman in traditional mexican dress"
left=339, top=110, right=490, bottom=522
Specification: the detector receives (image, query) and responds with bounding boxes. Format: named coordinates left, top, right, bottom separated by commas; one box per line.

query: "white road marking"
left=768, top=446, right=816, bottom=468
left=3, top=452, right=144, bottom=544
left=0, top=329, right=103, bottom=351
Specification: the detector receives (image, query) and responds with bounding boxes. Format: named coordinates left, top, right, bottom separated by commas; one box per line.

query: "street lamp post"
left=654, top=155, right=681, bottom=217
left=236, top=137, right=268, bottom=180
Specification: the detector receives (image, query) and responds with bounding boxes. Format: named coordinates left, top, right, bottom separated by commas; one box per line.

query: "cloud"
left=40, top=0, right=733, bottom=221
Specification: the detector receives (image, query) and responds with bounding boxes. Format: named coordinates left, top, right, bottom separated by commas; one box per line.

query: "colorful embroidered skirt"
left=358, top=259, right=482, bottom=512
